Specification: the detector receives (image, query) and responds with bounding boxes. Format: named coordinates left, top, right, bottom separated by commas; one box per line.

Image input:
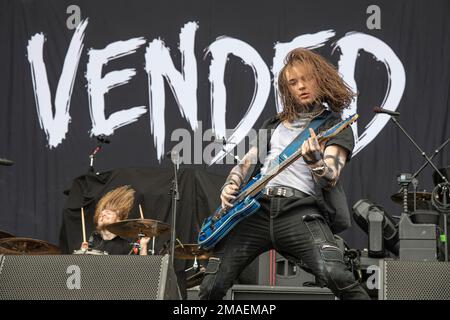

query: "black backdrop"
left=0, top=0, right=449, bottom=250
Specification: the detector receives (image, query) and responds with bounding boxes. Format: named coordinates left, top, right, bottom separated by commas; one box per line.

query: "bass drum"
left=72, top=249, right=108, bottom=255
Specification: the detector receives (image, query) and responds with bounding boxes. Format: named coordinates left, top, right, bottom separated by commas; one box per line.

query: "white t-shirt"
left=260, top=119, right=316, bottom=195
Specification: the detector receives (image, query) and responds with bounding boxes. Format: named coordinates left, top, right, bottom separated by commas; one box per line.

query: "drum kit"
left=71, top=204, right=211, bottom=287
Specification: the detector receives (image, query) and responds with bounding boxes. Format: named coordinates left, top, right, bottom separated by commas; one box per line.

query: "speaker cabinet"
left=379, top=259, right=450, bottom=300
left=0, top=254, right=180, bottom=300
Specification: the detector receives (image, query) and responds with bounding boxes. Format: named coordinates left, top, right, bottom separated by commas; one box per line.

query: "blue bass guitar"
left=198, top=114, right=359, bottom=250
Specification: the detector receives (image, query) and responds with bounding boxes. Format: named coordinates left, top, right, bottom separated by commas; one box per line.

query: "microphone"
left=96, top=135, right=110, bottom=144
left=166, top=150, right=179, bottom=159
left=166, top=150, right=180, bottom=169
left=0, top=158, right=14, bottom=166
left=373, top=107, right=400, bottom=117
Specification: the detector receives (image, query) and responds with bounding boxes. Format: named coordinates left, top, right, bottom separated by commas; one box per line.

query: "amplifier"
left=0, top=254, right=180, bottom=300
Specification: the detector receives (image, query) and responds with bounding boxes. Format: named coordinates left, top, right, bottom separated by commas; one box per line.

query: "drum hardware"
left=174, top=243, right=211, bottom=260
left=73, top=249, right=108, bottom=255
left=81, top=207, right=87, bottom=247
left=138, top=204, right=155, bottom=255
left=173, top=243, right=210, bottom=289
left=186, top=268, right=206, bottom=289
left=129, top=232, right=144, bottom=255
left=431, top=180, right=450, bottom=262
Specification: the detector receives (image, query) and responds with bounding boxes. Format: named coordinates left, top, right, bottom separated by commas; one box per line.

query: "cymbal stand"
left=150, top=237, right=155, bottom=255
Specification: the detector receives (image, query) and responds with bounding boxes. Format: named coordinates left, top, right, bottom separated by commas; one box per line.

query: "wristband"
left=303, top=151, right=323, bottom=165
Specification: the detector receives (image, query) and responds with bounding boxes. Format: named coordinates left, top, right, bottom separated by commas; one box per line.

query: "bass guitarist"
left=199, top=48, right=370, bottom=300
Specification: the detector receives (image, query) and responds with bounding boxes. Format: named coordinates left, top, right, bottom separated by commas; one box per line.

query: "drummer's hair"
left=94, top=185, right=136, bottom=226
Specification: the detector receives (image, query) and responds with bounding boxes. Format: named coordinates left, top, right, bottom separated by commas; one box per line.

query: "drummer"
left=80, top=185, right=151, bottom=255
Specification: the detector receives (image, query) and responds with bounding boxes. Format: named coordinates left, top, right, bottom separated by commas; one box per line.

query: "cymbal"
left=0, top=237, right=60, bottom=255
left=0, top=230, right=14, bottom=239
left=391, top=191, right=432, bottom=210
left=174, top=244, right=211, bottom=260
left=105, top=218, right=171, bottom=238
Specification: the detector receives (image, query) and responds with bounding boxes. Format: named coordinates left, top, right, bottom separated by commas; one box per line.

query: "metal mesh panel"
left=384, top=260, right=450, bottom=300
left=0, top=255, right=169, bottom=300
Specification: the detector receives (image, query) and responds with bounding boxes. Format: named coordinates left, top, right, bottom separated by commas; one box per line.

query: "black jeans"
left=199, top=195, right=370, bottom=300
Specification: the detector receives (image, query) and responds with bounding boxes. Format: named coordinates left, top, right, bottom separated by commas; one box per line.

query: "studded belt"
left=262, top=186, right=310, bottom=198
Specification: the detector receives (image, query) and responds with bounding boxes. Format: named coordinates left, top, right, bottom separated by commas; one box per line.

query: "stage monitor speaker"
left=0, top=254, right=180, bottom=300
left=187, top=285, right=334, bottom=300
left=379, top=259, right=450, bottom=300
left=226, top=285, right=334, bottom=300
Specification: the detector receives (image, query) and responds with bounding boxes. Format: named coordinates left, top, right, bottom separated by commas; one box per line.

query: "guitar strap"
left=263, top=110, right=333, bottom=175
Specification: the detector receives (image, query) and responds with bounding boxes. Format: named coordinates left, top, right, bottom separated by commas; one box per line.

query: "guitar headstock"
left=317, top=114, right=358, bottom=141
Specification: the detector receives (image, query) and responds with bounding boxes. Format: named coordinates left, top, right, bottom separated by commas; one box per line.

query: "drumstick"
left=81, top=207, right=87, bottom=244
left=139, top=204, right=145, bottom=220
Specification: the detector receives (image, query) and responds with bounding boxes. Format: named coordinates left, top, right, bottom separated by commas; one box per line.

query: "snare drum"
left=72, top=249, right=108, bottom=255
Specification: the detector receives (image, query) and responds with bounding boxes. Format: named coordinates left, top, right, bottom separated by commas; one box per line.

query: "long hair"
left=277, top=48, right=355, bottom=122
left=93, top=185, right=135, bottom=227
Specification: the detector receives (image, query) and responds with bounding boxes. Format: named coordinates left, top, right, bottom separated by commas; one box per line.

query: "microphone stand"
left=88, top=136, right=110, bottom=173
left=169, top=151, right=180, bottom=267
left=389, top=115, right=447, bottom=182
left=89, top=145, right=102, bottom=173
left=396, top=138, right=450, bottom=193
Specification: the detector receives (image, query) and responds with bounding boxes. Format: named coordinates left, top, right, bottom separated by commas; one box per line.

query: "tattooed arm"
left=313, top=146, right=347, bottom=189
left=220, top=146, right=258, bottom=208
left=301, top=128, right=348, bottom=190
